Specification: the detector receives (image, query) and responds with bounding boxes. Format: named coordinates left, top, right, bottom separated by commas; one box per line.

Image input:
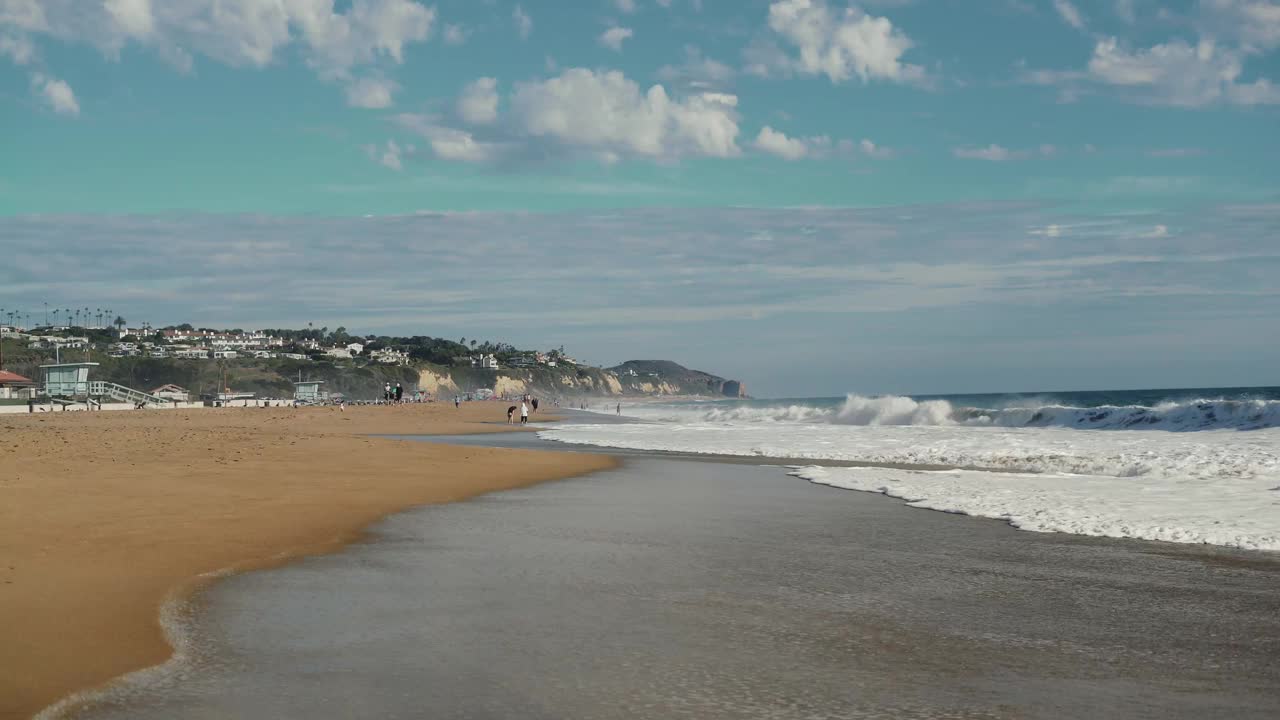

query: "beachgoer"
left=455, top=396, right=460, bottom=409
left=616, top=403, right=621, bottom=415
left=531, top=398, right=539, bottom=413
left=520, top=401, right=529, bottom=425
left=394, top=383, right=403, bottom=402
left=507, top=405, right=517, bottom=424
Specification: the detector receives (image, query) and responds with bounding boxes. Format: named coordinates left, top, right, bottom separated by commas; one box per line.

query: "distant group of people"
left=383, top=382, right=403, bottom=402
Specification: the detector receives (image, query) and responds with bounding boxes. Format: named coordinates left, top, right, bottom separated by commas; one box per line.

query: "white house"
left=345, top=342, right=365, bottom=355
left=324, top=348, right=353, bottom=360
left=211, top=350, right=238, bottom=359
left=471, top=353, right=499, bottom=369
left=369, top=348, right=410, bottom=365
left=151, top=384, right=190, bottom=402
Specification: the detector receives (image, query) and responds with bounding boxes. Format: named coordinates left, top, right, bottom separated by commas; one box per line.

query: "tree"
left=470, top=339, right=477, bottom=348
left=114, top=316, right=127, bottom=332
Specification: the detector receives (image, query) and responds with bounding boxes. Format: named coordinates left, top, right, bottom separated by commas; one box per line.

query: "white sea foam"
left=795, top=466, right=1280, bottom=552
left=540, top=419, right=1280, bottom=552
left=621, top=394, right=1280, bottom=431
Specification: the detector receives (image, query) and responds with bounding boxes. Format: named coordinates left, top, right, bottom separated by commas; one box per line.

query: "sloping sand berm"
left=0, top=403, right=616, bottom=720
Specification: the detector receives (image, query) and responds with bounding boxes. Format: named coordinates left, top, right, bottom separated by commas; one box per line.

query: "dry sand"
left=0, top=403, right=615, bottom=720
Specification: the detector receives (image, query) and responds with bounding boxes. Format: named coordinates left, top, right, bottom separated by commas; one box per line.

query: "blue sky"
left=2, top=1, right=1278, bottom=395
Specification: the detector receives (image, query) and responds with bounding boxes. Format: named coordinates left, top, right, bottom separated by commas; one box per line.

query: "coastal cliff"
left=415, top=359, right=743, bottom=400
left=36, top=352, right=743, bottom=401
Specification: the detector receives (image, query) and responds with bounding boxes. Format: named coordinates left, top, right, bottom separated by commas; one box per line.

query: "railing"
left=88, top=381, right=167, bottom=406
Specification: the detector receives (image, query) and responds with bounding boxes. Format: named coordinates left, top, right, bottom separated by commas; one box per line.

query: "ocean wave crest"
left=834, top=395, right=1280, bottom=431
left=633, top=395, right=1280, bottom=431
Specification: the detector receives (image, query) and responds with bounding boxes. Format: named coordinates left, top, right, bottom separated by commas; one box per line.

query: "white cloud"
left=614, top=0, right=638, bottom=13
left=105, top=0, right=154, bottom=38
left=0, top=32, right=34, bottom=63
left=763, top=0, right=926, bottom=84
left=364, top=139, right=408, bottom=170
left=599, top=26, right=633, bottom=52
left=443, top=23, right=468, bottom=46
left=1039, top=143, right=1057, bottom=156
left=859, top=138, right=893, bottom=158
left=1199, top=0, right=1280, bottom=53
left=511, top=68, right=741, bottom=160
left=1053, top=0, right=1086, bottom=29
left=393, top=114, right=503, bottom=163
left=1, top=0, right=437, bottom=104
left=513, top=5, right=532, bottom=39
left=31, top=72, right=79, bottom=115
left=457, top=77, right=499, bottom=125
left=1088, top=36, right=1280, bottom=106
left=345, top=76, right=396, bottom=108
left=953, top=144, right=1022, bottom=161
left=1024, top=32, right=1280, bottom=107
left=754, top=126, right=815, bottom=160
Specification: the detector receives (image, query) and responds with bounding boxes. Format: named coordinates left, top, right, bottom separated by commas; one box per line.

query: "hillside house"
left=471, top=353, right=500, bottom=369
left=346, top=342, right=365, bottom=355
left=210, top=350, right=238, bottom=359
left=151, top=384, right=190, bottom=402
left=0, top=370, right=35, bottom=400
left=369, top=348, right=410, bottom=365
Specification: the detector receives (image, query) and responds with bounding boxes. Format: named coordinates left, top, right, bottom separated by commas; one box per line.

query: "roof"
left=151, top=384, right=188, bottom=393
left=0, top=370, right=34, bottom=385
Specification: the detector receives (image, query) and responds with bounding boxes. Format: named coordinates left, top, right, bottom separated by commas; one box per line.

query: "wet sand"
left=62, top=434, right=1280, bottom=720
left=0, top=404, right=612, bottom=720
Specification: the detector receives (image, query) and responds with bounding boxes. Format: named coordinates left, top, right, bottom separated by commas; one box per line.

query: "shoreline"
left=1, top=403, right=616, bottom=720
left=53, top=452, right=1280, bottom=720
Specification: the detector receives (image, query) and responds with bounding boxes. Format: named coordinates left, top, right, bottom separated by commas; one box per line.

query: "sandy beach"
left=0, top=403, right=614, bottom=720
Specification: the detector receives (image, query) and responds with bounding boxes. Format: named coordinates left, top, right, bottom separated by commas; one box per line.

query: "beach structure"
left=0, top=370, right=35, bottom=399
left=293, top=380, right=326, bottom=403
left=36, top=362, right=168, bottom=407
left=151, top=384, right=191, bottom=402
left=39, top=362, right=99, bottom=398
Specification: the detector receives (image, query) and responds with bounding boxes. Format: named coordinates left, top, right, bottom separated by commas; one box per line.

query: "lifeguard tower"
left=40, top=362, right=98, bottom=399
left=38, top=362, right=165, bottom=408
left=293, top=380, right=326, bottom=403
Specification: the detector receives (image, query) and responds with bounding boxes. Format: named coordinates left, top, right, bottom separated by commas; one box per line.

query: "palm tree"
left=114, top=315, right=127, bottom=334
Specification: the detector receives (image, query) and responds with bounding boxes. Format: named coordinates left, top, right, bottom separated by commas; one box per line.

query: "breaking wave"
left=631, top=395, right=1280, bottom=431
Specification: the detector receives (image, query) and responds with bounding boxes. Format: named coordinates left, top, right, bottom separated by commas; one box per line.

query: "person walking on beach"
left=507, top=405, right=517, bottom=424
left=383, top=382, right=391, bottom=402
left=616, top=403, right=621, bottom=415
left=394, top=382, right=403, bottom=402
left=454, top=396, right=460, bottom=409
left=520, top=401, right=529, bottom=425
left=531, top=397, right=539, bottom=413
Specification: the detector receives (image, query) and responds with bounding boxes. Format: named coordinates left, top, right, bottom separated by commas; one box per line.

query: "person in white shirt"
left=520, top=402, right=529, bottom=425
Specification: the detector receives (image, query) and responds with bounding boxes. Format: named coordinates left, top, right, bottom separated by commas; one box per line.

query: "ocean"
left=540, top=387, right=1280, bottom=552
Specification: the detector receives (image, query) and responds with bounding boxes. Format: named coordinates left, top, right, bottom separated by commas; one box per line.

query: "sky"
left=1, top=0, right=1278, bottom=396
